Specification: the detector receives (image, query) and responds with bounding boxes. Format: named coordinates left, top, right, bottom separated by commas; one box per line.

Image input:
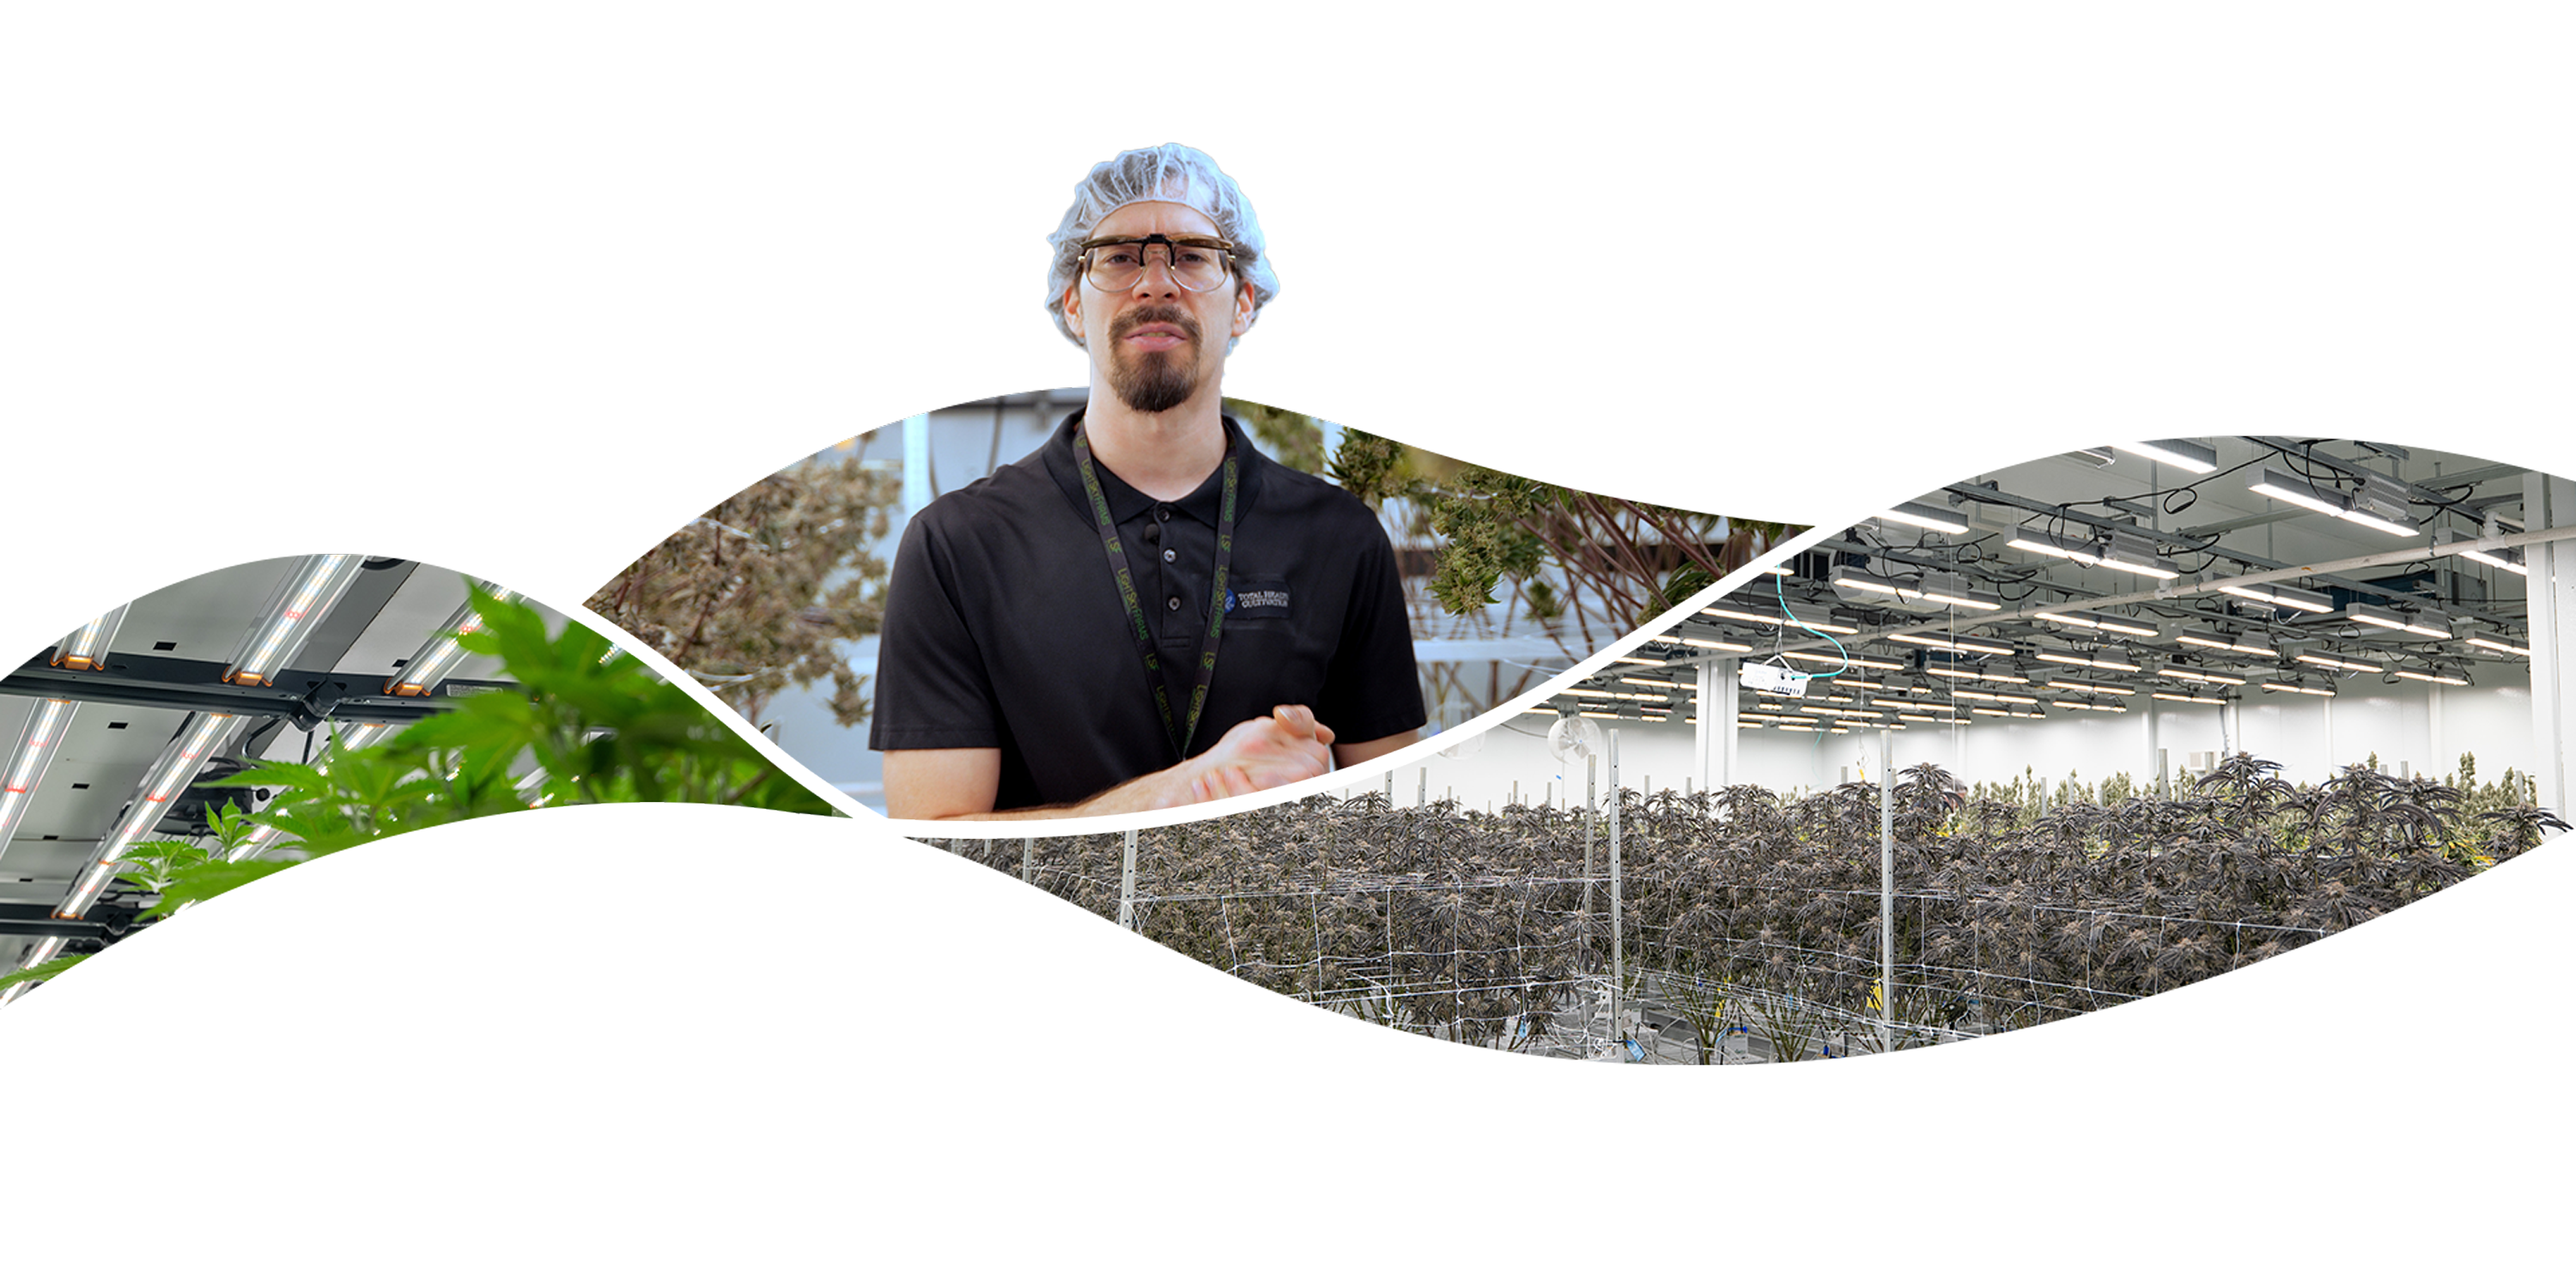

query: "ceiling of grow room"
left=0, top=557, right=550, bottom=983
left=1569, top=437, right=2550, bottom=732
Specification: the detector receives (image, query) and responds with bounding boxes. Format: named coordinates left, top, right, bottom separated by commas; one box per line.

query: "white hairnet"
left=1044, top=143, right=1278, bottom=349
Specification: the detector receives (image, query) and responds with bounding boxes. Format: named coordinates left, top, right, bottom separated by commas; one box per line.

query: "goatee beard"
left=1111, top=351, right=1198, bottom=413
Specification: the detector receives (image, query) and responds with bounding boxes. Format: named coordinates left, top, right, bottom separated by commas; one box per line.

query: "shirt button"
left=1157, top=506, right=1173, bottom=522
left=1166, top=595, right=1183, bottom=611
left=1162, top=548, right=1177, bottom=563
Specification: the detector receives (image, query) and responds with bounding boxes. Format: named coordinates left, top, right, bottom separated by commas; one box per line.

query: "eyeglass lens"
left=1085, top=236, right=1231, bottom=293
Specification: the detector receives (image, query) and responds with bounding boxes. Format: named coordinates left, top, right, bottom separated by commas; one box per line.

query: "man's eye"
left=1098, top=249, right=1140, bottom=267
left=1176, top=249, right=1213, bottom=265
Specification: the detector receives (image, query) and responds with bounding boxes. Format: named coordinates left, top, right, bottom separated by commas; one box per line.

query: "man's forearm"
left=905, top=760, right=1198, bottom=821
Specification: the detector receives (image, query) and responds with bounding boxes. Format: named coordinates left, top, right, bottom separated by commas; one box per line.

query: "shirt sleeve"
left=1315, top=514, right=1426, bottom=746
left=867, top=507, right=1005, bottom=750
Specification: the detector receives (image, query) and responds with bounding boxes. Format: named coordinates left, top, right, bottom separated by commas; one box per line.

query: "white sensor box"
left=1739, top=661, right=1810, bottom=696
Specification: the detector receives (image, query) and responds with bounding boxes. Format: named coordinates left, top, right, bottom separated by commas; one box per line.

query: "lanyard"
left=1072, top=427, right=1240, bottom=759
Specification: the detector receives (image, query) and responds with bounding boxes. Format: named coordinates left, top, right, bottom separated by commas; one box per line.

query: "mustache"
left=1109, top=306, right=1204, bottom=345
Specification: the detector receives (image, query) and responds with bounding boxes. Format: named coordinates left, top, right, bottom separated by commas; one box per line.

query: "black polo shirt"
left=869, top=411, right=1424, bottom=810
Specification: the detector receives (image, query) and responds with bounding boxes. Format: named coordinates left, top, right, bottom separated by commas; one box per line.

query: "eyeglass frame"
left=1074, top=232, right=1242, bottom=293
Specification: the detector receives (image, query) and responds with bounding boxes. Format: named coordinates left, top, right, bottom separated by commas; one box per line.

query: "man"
left=869, top=143, right=1424, bottom=819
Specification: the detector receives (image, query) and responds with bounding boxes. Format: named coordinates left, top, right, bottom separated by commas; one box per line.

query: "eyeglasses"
left=1078, top=234, right=1237, bottom=294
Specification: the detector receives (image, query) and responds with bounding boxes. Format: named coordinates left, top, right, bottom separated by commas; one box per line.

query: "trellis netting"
left=920, top=756, right=2565, bottom=1064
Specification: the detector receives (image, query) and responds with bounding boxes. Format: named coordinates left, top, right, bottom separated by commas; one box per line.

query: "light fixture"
left=1914, top=571, right=2002, bottom=611
left=2175, top=630, right=2277, bottom=657
left=1650, top=634, right=1753, bottom=653
left=2044, top=678, right=2135, bottom=696
left=2220, top=582, right=2335, bottom=615
left=2008, top=526, right=2105, bottom=565
left=2094, top=532, right=2183, bottom=580
left=1887, top=631, right=2016, bottom=658
left=1832, top=568, right=1920, bottom=599
left=2461, top=632, right=2531, bottom=657
left=1959, top=690, right=2040, bottom=706
left=2153, top=690, right=2227, bottom=705
left=2051, top=698, right=2127, bottom=713
left=0, top=699, right=78, bottom=848
left=2118, top=440, right=2219, bottom=474
left=2248, top=468, right=2419, bottom=537
left=1829, top=677, right=1887, bottom=690
left=2297, top=653, right=2385, bottom=674
left=50, top=605, right=129, bottom=671
left=2034, top=649, right=2143, bottom=673
left=58, top=711, right=245, bottom=918
left=386, top=585, right=517, bottom=698
left=1786, top=650, right=1904, bottom=671
left=2158, top=665, right=2246, bottom=685
left=1874, top=501, right=1971, bottom=535
left=2395, top=668, right=2470, bottom=687
left=1925, top=664, right=1984, bottom=682
left=222, top=555, right=368, bottom=687
left=1694, top=604, right=1858, bottom=635
left=2261, top=679, right=2336, bottom=697
left=2452, top=517, right=2528, bottom=575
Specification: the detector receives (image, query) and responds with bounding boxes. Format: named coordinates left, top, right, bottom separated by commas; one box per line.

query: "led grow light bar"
left=2247, top=468, right=2418, bottom=537
left=1831, top=569, right=1919, bottom=598
left=2044, top=678, right=2135, bottom=696
left=1786, top=650, right=1903, bottom=671
left=222, top=555, right=367, bottom=687
left=2152, top=690, right=2227, bottom=705
left=2394, top=669, right=2469, bottom=687
left=1649, top=635, right=1753, bottom=653
left=2094, top=533, right=2182, bottom=580
left=1698, top=605, right=1859, bottom=634
left=2034, top=650, right=2143, bottom=673
left=2297, top=653, right=2385, bottom=674
left=2051, top=699, right=2127, bottom=713
left=1874, top=501, right=1971, bottom=535
left=2007, top=527, right=2104, bottom=563
left=58, top=712, right=245, bottom=917
left=2449, top=520, right=2530, bottom=575
left=2117, top=440, right=2219, bottom=474
left=50, top=605, right=129, bottom=671
left=385, top=585, right=518, bottom=698
left=2175, top=631, right=2277, bottom=657
left=2157, top=665, right=2246, bottom=685
left=2462, top=632, right=2531, bottom=657
left=2219, top=583, right=2336, bottom=614
left=2260, top=680, right=2336, bottom=697
left=0, top=699, right=77, bottom=847
left=1887, top=632, right=2016, bottom=657
left=1914, top=572, right=2002, bottom=611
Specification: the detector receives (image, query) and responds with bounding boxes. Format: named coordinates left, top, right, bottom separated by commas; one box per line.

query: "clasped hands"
left=1167, top=704, right=1337, bottom=805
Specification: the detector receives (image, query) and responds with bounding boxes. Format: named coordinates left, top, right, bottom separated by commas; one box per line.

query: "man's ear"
left=1061, top=285, right=1086, bottom=339
left=1230, top=282, right=1255, bottom=338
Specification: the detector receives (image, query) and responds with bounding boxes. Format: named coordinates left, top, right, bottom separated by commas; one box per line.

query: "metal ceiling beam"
left=1936, top=477, right=2459, bottom=613
left=1832, top=523, right=2576, bottom=647
left=0, top=653, right=513, bottom=727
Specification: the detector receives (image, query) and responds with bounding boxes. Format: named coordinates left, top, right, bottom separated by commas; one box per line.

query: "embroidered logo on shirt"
left=1226, top=579, right=1292, bottom=619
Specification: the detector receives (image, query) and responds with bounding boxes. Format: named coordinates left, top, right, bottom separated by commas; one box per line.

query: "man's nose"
left=1130, top=249, right=1182, bottom=295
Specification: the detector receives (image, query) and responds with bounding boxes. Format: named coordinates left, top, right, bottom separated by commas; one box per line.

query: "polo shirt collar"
left=1039, top=408, right=1267, bottom=526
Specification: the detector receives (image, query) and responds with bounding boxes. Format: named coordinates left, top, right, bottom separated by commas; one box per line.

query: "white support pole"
left=1385, top=769, right=1394, bottom=802
left=1878, top=726, right=1894, bottom=1053
left=2142, top=698, right=2161, bottom=798
left=1607, top=729, right=1625, bottom=1053
left=2527, top=471, right=2576, bottom=819
left=1115, top=829, right=1139, bottom=931
left=1418, top=767, right=1427, bottom=806
left=1020, top=836, right=1035, bottom=884
left=1694, top=659, right=1716, bottom=793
